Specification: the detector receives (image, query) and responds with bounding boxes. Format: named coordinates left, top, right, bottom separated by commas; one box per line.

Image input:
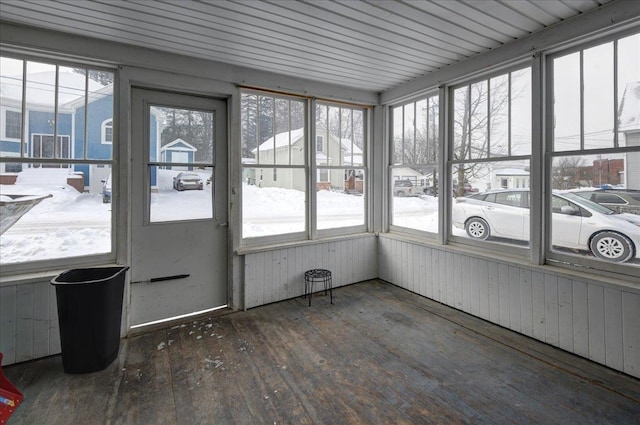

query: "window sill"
left=236, top=232, right=375, bottom=255
left=0, top=262, right=122, bottom=287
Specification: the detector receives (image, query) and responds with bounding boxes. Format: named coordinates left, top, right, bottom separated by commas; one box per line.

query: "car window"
left=626, top=192, right=640, bottom=202
left=494, top=191, right=524, bottom=207
left=594, top=193, right=626, bottom=204
left=563, top=192, right=613, bottom=215
left=552, top=196, right=576, bottom=214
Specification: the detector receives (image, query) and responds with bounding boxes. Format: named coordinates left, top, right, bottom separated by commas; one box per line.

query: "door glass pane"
left=149, top=105, right=214, bottom=222
left=149, top=165, right=213, bottom=222
left=152, top=107, right=214, bottom=164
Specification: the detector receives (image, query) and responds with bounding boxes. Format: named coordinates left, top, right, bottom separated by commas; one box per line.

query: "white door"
left=129, top=88, right=228, bottom=327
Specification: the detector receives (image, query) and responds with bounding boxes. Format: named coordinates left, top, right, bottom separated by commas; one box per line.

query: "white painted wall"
left=378, top=235, right=640, bottom=378
left=0, top=278, right=61, bottom=365
left=243, top=235, right=377, bottom=309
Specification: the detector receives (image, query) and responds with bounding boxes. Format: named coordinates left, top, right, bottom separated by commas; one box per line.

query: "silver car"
left=172, top=172, right=204, bottom=191
left=452, top=189, right=640, bottom=263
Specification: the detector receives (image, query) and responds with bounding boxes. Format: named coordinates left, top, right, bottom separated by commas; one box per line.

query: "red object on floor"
left=0, top=353, right=23, bottom=424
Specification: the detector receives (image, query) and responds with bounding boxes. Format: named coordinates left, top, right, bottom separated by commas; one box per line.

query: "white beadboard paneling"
left=488, top=261, right=500, bottom=324
left=498, top=264, right=510, bottom=328
left=1, top=279, right=61, bottom=366
left=243, top=236, right=377, bottom=309
left=531, top=272, right=546, bottom=341
left=377, top=236, right=639, bottom=378
left=520, top=269, right=533, bottom=338
left=33, top=282, right=51, bottom=359
left=15, top=284, right=34, bottom=362
left=587, top=284, right=606, bottom=364
left=544, top=274, right=560, bottom=347
left=1, top=285, right=17, bottom=364
left=622, top=292, right=640, bottom=377
left=573, top=281, right=589, bottom=358
left=557, top=277, right=574, bottom=353
left=509, top=266, right=521, bottom=333
left=604, top=287, right=624, bottom=371
left=477, top=259, right=489, bottom=320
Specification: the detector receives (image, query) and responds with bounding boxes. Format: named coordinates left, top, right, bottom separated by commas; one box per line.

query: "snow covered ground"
left=1, top=168, right=446, bottom=264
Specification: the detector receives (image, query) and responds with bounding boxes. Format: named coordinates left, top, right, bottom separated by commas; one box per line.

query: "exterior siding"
left=378, top=235, right=640, bottom=378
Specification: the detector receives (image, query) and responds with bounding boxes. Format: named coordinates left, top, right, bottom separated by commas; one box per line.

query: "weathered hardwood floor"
left=4, top=280, right=639, bottom=424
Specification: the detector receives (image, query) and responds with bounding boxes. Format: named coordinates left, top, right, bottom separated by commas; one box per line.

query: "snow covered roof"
left=0, top=71, right=106, bottom=109
left=254, top=125, right=363, bottom=156
left=254, top=127, right=306, bottom=153
left=160, top=138, right=197, bottom=152
left=618, top=81, right=640, bottom=133
left=495, top=168, right=529, bottom=176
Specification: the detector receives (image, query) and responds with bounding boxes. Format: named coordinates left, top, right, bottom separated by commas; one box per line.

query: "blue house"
left=0, top=69, right=160, bottom=191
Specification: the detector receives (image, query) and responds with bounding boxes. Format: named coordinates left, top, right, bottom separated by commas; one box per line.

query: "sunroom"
left=0, top=1, right=639, bottom=423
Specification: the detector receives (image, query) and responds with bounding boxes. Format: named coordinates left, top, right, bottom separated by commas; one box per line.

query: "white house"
left=252, top=124, right=363, bottom=192
left=619, top=81, right=640, bottom=190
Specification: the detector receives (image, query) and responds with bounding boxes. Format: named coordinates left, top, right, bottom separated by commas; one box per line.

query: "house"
left=252, top=124, right=363, bottom=192
left=619, top=81, right=640, bottom=189
left=0, top=69, right=162, bottom=191
left=1, top=2, right=640, bottom=422
left=160, top=138, right=197, bottom=170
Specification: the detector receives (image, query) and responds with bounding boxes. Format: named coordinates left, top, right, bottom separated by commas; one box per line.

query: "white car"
left=452, top=189, right=640, bottom=263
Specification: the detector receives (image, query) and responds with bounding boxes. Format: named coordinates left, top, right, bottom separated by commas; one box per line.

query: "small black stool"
left=304, top=269, right=333, bottom=306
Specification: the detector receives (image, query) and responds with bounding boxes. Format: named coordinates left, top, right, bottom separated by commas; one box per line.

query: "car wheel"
left=466, top=217, right=490, bottom=240
left=589, top=231, right=634, bottom=263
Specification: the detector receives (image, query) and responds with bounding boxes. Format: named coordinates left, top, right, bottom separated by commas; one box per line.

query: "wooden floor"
left=4, top=280, right=639, bottom=424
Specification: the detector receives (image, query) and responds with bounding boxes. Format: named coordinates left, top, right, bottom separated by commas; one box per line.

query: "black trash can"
left=51, top=266, right=129, bottom=374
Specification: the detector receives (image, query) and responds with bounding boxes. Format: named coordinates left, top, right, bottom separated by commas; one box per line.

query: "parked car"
left=393, top=179, right=416, bottom=197
left=571, top=189, right=640, bottom=215
left=452, top=189, right=640, bottom=263
left=173, top=172, right=204, bottom=191
left=101, top=174, right=112, bottom=203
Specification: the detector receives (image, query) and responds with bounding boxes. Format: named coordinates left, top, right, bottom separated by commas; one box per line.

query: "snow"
left=1, top=168, right=449, bottom=264
left=1, top=169, right=111, bottom=264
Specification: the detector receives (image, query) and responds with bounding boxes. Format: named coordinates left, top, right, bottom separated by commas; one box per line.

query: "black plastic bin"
left=51, top=266, right=129, bottom=374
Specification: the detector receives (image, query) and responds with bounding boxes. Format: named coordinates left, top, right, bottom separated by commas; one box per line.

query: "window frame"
left=4, top=109, right=22, bottom=140
left=544, top=30, right=640, bottom=278
left=388, top=92, right=440, bottom=238
left=446, top=63, right=534, bottom=259
left=102, top=118, right=113, bottom=144
left=0, top=55, right=117, bottom=275
left=239, top=89, right=370, bottom=247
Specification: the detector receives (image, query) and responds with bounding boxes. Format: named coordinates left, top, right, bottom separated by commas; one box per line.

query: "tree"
left=73, top=68, right=113, bottom=85
left=241, top=93, right=304, bottom=160
left=552, top=156, right=586, bottom=189
left=160, top=108, right=214, bottom=163
left=453, top=70, right=529, bottom=195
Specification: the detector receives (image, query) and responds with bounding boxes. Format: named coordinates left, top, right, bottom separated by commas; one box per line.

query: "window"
left=315, top=102, right=367, bottom=232
left=148, top=106, right=214, bottom=223
left=450, top=67, right=532, bottom=252
left=5, top=110, right=21, bottom=139
left=0, top=56, right=115, bottom=272
left=241, top=92, right=307, bottom=240
left=102, top=119, right=113, bottom=144
left=390, top=94, right=439, bottom=233
left=240, top=90, right=368, bottom=242
left=548, top=32, right=640, bottom=272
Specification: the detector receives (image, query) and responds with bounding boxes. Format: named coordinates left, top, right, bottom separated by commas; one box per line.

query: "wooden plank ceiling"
left=0, top=0, right=612, bottom=92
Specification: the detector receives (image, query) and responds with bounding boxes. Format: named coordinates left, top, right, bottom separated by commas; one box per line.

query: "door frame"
left=116, top=67, right=235, bottom=334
